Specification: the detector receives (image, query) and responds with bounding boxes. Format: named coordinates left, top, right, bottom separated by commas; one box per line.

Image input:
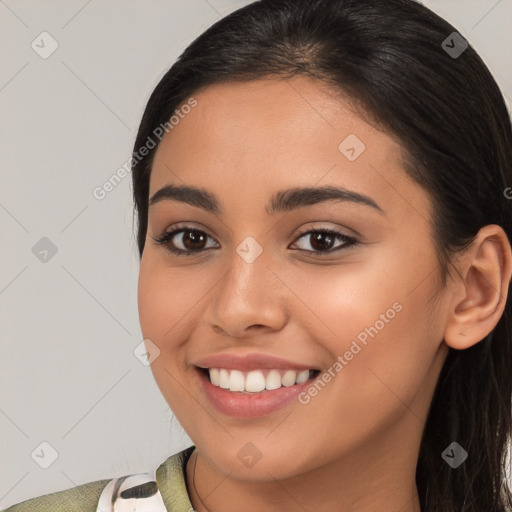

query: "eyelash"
left=152, top=225, right=359, bottom=258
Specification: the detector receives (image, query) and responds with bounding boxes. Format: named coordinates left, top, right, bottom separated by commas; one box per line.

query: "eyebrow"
left=149, top=184, right=386, bottom=217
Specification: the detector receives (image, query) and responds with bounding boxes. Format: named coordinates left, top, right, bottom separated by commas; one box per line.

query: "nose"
left=203, top=242, right=289, bottom=339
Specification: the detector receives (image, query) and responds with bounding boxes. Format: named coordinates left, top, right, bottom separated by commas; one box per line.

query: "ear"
left=443, top=224, right=512, bottom=350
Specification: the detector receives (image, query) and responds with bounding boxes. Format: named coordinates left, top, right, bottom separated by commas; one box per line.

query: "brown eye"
left=309, top=232, right=335, bottom=251
left=152, top=227, right=219, bottom=256
left=291, top=229, right=358, bottom=255
left=152, top=226, right=358, bottom=258
left=179, top=230, right=208, bottom=250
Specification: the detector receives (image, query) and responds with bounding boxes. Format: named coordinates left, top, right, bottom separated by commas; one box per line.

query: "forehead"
left=149, top=77, right=431, bottom=222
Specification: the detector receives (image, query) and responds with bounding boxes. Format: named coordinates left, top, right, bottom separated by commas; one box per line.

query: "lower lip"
left=197, top=369, right=315, bottom=418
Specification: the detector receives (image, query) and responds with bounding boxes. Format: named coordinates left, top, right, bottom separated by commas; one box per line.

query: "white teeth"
left=207, top=368, right=313, bottom=393
left=281, top=370, right=297, bottom=387
left=245, top=371, right=266, bottom=392
left=209, top=368, right=220, bottom=386
left=219, top=369, right=230, bottom=389
left=265, top=369, right=282, bottom=390
left=296, top=369, right=309, bottom=384
left=229, top=370, right=245, bottom=392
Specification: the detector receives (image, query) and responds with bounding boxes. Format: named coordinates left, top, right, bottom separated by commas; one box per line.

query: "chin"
left=195, top=435, right=319, bottom=482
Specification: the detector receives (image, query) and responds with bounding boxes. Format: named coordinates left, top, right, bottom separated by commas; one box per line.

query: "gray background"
left=1, top=0, right=511, bottom=508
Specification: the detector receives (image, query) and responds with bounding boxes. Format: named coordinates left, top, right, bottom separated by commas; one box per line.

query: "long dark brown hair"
left=130, top=1, right=512, bottom=510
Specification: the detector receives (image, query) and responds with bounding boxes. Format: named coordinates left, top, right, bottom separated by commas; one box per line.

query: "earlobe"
left=443, top=225, right=512, bottom=351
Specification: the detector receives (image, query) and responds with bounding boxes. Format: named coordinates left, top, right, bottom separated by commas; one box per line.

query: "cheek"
left=137, top=255, right=216, bottom=397
left=137, top=255, right=209, bottom=340
left=283, top=251, right=441, bottom=411
left=137, top=262, right=172, bottom=340
left=137, top=258, right=195, bottom=413
left=305, top=306, right=440, bottom=458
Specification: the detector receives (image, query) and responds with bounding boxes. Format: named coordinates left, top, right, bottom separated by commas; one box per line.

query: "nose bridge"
left=205, top=234, right=287, bottom=336
left=220, top=235, right=272, bottom=307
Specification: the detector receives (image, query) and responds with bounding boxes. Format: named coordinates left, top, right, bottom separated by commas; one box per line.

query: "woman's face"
left=138, top=77, right=451, bottom=481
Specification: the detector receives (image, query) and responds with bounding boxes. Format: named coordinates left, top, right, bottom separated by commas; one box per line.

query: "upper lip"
left=194, top=352, right=317, bottom=372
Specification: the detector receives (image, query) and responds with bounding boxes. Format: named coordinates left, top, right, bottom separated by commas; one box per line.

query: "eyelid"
left=289, top=226, right=359, bottom=255
left=156, top=222, right=218, bottom=243
left=153, top=223, right=359, bottom=257
left=151, top=223, right=220, bottom=256
left=292, top=223, right=356, bottom=240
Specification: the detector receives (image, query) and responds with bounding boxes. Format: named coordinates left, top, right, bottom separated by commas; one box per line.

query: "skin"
left=137, top=76, right=512, bottom=512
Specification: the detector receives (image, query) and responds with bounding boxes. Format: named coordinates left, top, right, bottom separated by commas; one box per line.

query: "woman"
left=4, top=0, right=512, bottom=511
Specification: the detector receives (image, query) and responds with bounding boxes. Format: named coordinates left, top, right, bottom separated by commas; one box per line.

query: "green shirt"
left=2, top=446, right=196, bottom=512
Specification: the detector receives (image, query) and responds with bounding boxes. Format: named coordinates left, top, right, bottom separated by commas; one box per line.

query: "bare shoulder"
left=1, top=479, right=110, bottom=512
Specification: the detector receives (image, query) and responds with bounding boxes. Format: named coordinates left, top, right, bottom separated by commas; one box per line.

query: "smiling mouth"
left=198, top=367, right=321, bottom=393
